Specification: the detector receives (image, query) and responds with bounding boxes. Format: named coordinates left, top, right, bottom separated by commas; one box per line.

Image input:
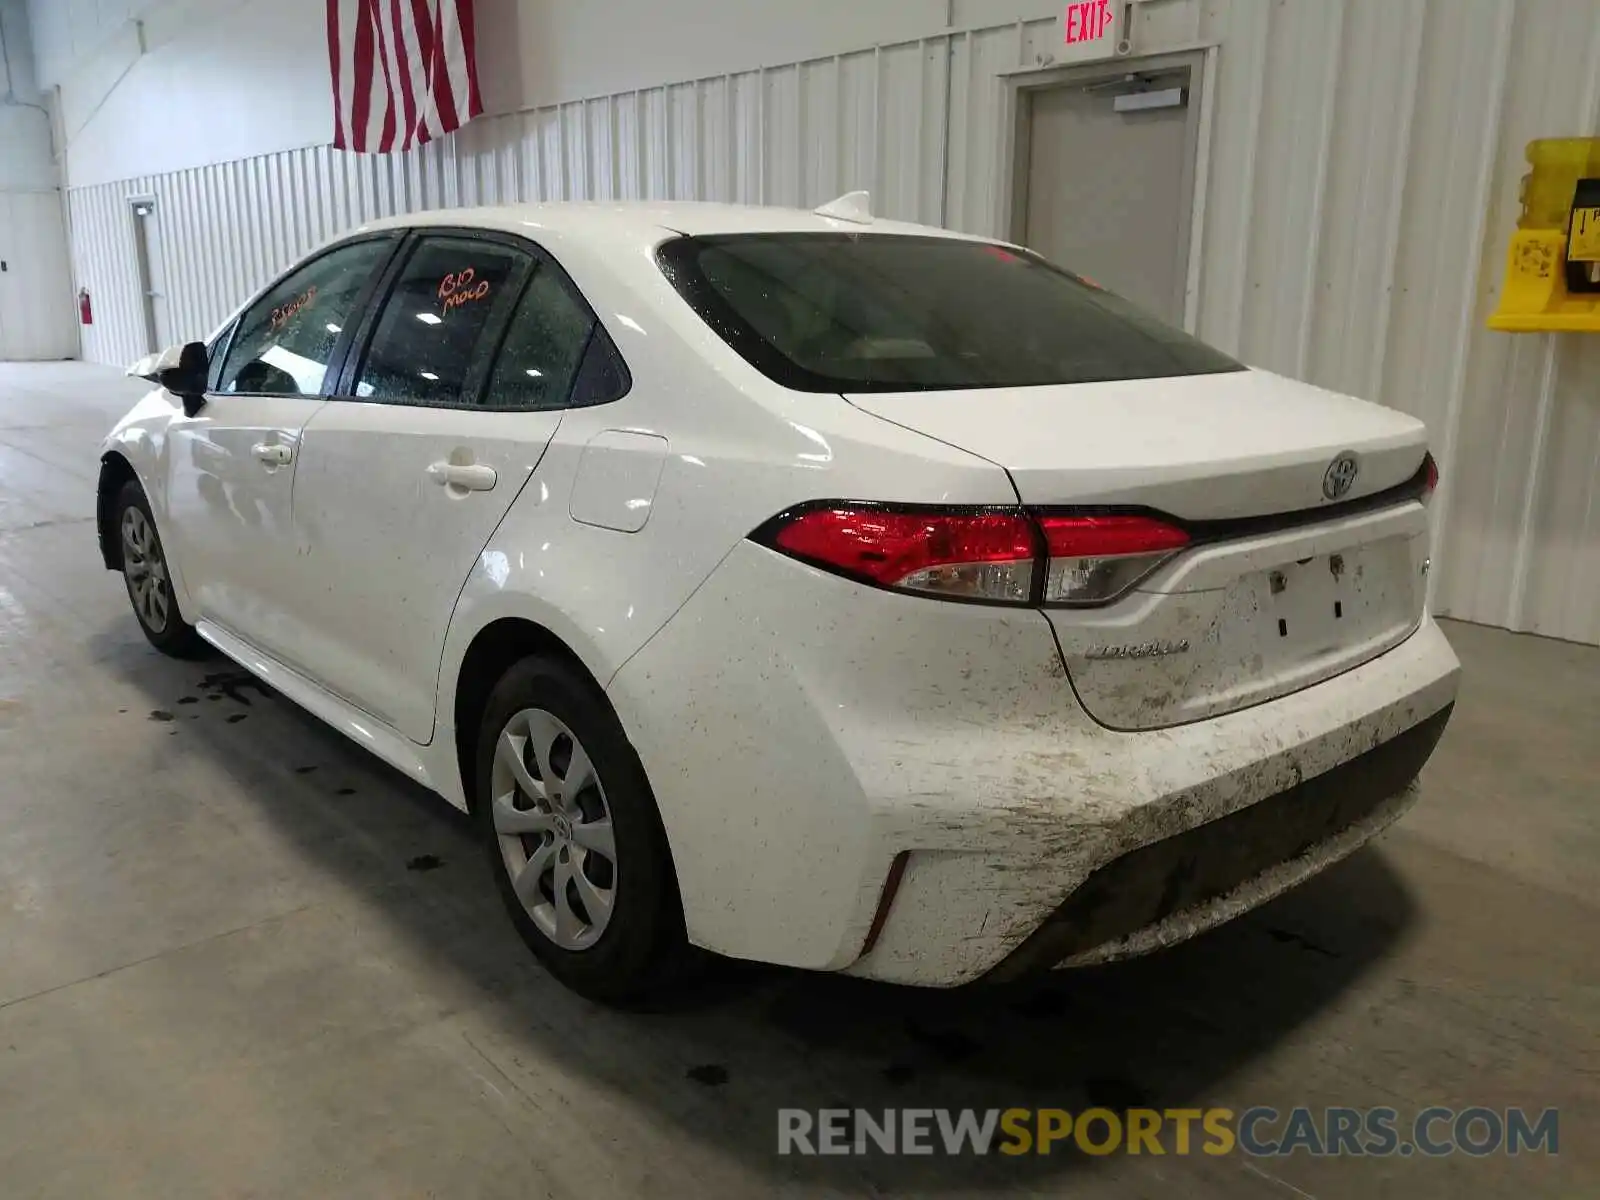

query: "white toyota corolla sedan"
left=99, top=197, right=1460, bottom=1003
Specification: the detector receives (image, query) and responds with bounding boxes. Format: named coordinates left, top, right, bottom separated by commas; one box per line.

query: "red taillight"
left=1422, top=452, right=1439, bottom=501
left=769, top=507, right=1039, bottom=603
left=761, top=505, right=1190, bottom=606
left=1036, top=514, right=1189, bottom=605
left=1036, top=514, right=1191, bottom=557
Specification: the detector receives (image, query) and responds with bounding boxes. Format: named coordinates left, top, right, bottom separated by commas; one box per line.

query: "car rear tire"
left=115, top=480, right=207, bottom=659
left=475, top=654, right=696, bottom=1006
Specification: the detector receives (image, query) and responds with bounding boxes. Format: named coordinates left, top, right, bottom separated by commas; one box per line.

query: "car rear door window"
left=566, top=324, right=631, bottom=408
left=217, top=239, right=391, bottom=396
left=480, top=264, right=624, bottom=412
left=352, top=237, right=530, bottom=407
left=657, top=233, right=1243, bottom=392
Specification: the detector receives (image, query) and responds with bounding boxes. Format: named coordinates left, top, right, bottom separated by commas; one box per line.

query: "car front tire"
left=114, top=480, right=207, bottom=659
left=475, top=654, right=695, bottom=1006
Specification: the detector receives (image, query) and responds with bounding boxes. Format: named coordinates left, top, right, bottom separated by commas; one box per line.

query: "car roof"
left=353, top=200, right=1001, bottom=249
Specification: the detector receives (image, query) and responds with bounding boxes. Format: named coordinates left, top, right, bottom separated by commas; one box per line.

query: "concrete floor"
left=0, top=360, right=1593, bottom=1198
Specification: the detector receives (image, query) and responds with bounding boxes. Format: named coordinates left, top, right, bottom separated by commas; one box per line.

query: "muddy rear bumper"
left=615, top=538, right=1459, bottom=983
left=983, top=703, right=1451, bottom=983
left=842, top=614, right=1460, bottom=987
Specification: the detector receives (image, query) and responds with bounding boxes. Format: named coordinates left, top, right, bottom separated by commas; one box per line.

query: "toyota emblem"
left=1323, top=452, right=1359, bottom=500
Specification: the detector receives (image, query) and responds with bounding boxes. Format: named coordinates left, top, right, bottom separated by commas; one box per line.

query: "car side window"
left=206, top=322, right=235, bottom=391
left=216, top=240, right=390, bottom=397
left=352, top=237, right=529, bottom=408
left=481, top=265, right=599, bottom=410
left=568, top=323, right=631, bottom=408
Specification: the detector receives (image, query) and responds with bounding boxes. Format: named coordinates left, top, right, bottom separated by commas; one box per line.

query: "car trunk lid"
left=845, top=370, right=1432, bottom=729
left=844, top=369, right=1427, bottom=519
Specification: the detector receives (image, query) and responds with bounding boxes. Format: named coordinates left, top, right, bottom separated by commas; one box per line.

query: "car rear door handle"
left=252, top=442, right=292, bottom=465
left=427, top=461, right=498, bottom=492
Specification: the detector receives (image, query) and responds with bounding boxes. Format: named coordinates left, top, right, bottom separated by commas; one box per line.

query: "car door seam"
left=424, top=412, right=568, bottom=747
left=286, top=400, right=329, bottom=516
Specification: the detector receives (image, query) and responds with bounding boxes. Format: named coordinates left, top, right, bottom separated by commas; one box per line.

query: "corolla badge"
left=1083, top=639, right=1191, bottom=661
left=1323, top=452, right=1360, bottom=500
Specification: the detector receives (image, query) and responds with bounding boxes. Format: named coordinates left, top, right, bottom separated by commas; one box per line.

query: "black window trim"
left=213, top=231, right=404, bottom=400
left=206, top=319, right=237, bottom=392
left=331, top=225, right=633, bottom=413
left=655, top=231, right=1244, bottom=395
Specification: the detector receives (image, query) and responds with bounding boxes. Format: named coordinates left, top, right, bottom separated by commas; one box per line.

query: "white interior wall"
left=485, top=0, right=1062, bottom=113
left=37, top=0, right=331, bottom=188
left=0, top=100, right=55, bottom=190
left=35, top=0, right=1600, bottom=645
left=32, top=0, right=1068, bottom=187
left=0, top=0, right=54, bottom=196
left=0, top=0, right=77, bottom=359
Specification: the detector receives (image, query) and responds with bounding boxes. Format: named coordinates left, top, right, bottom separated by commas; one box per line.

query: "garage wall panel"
left=1304, top=0, right=1427, bottom=404
left=0, top=191, right=77, bottom=361
left=942, top=24, right=1038, bottom=236
left=61, top=0, right=1600, bottom=644
left=1471, top=2, right=1600, bottom=645
left=1524, top=335, right=1600, bottom=645
left=1238, top=0, right=1345, bottom=379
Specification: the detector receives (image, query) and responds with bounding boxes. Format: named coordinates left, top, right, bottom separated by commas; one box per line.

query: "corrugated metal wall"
left=64, top=0, right=1600, bottom=644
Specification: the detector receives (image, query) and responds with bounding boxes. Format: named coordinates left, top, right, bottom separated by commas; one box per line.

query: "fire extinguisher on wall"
left=78, top=287, right=93, bottom=325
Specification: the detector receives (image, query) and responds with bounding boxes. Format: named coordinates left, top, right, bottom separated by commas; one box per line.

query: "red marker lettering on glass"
left=438, top=267, right=491, bottom=313
left=269, top=285, right=317, bottom=332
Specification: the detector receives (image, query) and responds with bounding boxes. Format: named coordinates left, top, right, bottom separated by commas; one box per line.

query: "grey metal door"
left=1020, top=72, right=1192, bottom=323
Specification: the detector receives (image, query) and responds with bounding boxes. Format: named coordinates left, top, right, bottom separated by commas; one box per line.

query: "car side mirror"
left=129, top=342, right=210, bottom=417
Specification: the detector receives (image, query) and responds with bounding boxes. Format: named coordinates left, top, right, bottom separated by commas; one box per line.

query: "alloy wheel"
left=491, top=707, right=618, bottom=951
left=121, top=506, right=170, bottom=633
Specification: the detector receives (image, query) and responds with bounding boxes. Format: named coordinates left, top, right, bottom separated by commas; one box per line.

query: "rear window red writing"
left=439, top=268, right=491, bottom=313
left=270, top=286, right=317, bottom=331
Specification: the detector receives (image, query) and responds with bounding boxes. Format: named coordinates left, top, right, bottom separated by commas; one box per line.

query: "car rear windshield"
left=656, top=233, right=1243, bottom=393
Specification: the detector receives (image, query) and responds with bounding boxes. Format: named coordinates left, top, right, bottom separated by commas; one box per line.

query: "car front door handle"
left=252, top=442, right=292, bottom=465
left=426, top=461, right=498, bottom=492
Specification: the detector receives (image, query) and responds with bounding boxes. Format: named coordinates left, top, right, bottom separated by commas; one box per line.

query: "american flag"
left=328, top=0, right=483, bottom=154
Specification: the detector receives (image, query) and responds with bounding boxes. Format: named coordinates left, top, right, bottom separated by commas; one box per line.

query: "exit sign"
left=1059, top=0, right=1122, bottom=62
